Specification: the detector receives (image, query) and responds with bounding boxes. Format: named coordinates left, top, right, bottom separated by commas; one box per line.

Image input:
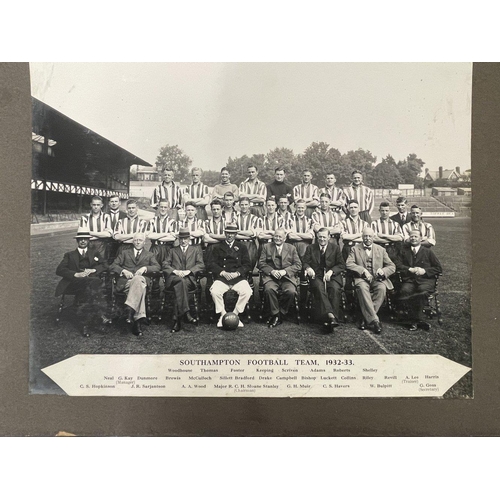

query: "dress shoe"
left=82, top=326, right=90, bottom=337
left=132, top=319, right=143, bottom=337
left=238, top=319, right=244, bottom=328
left=171, top=320, right=182, bottom=333
left=370, top=321, right=383, bottom=335
left=217, top=314, right=225, bottom=328
left=101, top=315, right=112, bottom=325
left=409, top=323, right=418, bottom=331
left=268, top=315, right=282, bottom=328
left=359, top=318, right=366, bottom=330
left=418, top=321, right=431, bottom=331
left=184, top=312, right=197, bottom=324
left=126, top=307, right=134, bottom=324
left=327, top=313, right=339, bottom=330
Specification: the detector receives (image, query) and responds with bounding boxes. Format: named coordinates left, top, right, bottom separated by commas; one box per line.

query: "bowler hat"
left=224, top=223, right=238, bottom=233
left=178, top=228, right=191, bottom=238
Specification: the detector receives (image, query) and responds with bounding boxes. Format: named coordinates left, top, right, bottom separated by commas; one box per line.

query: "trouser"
left=309, top=277, right=342, bottom=321
left=121, top=275, right=148, bottom=321
left=354, top=280, right=387, bottom=324
left=398, top=280, right=436, bottom=322
left=210, top=280, right=252, bottom=315
left=64, top=276, right=107, bottom=326
left=263, top=279, right=297, bottom=317
left=165, top=275, right=196, bottom=318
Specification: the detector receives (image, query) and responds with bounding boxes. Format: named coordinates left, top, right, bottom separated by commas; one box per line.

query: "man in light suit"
left=258, top=228, right=302, bottom=327
left=55, top=227, right=109, bottom=337
left=346, top=227, right=396, bottom=334
left=303, top=227, right=346, bottom=333
left=162, top=228, right=205, bottom=333
left=109, top=232, right=161, bottom=336
left=395, top=230, right=443, bottom=331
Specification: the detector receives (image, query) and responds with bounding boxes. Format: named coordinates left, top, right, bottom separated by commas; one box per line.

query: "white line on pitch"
left=363, top=331, right=392, bottom=354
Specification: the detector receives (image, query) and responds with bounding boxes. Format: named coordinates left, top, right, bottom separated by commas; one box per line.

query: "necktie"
left=401, top=214, right=405, bottom=222
left=135, top=251, right=140, bottom=262
left=321, top=246, right=326, bottom=254
left=277, top=246, right=282, bottom=256
left=413, top=248, right=417, bottom=256
left=82, top=249, right=86, bottom=257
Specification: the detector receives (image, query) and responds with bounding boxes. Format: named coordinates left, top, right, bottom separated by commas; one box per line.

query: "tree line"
left=153, top=142, right=427, bottom=188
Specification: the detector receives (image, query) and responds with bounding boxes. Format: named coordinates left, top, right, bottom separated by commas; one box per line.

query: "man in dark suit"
left=109, top=232, right=161, bottom=336
left=207, top=223, right=252, bottom=328
left=390, top=196, right=412, bottom=228
left=395, top=230, right=443, bottom=331
left=302, top=227, right=346, bottom=333
left=55, top=227, right=109, bottom=337
left=258, top=228, right=302, bottom=327
left=346, top=227, right=396, bottom=334
left=162, top=228, right=205, bottom=332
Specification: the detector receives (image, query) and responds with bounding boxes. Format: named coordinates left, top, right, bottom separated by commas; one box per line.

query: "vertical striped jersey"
left=260, top=213, right=284, bottom=233
left=342, top=184, right=374, bottom=213
left=402, top=221, right=436, bottom=246
left=184, top=182, right=209, bottom=202
left=148, top=215, right=173, bottom=234
left=318, top=186, right=346, bottom=206
left=276, top=210, right=295, bottom=231
left=292, top=214, right=313, bottom=234
left=115, top=216, right=147, bottom=235
left=311, top=209, right=341, bottom=230
left=341, top=216, right=369, bottom=235
left=150, top=182, right=183, bottom=209
left=371, top=218, right=402, bottom=236
left=205, top=217, right=227, bottom=236
left=79, top=212, right=112, bottom=234
left=235, top=212, right=260, bottom=237
left=239, top=178, right=267, bottom=199
left=293, top=183, right=319, bottom=202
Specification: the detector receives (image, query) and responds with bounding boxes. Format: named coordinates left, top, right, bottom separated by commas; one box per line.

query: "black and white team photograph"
left=29, top=63, right=472, bottom=397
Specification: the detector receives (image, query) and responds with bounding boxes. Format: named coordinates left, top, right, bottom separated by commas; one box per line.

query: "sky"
left=30, top=62, right=472, bottom=173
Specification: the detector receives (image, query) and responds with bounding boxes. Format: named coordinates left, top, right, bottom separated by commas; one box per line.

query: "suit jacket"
left=302, top=241, right=346, bottom=287
left=109, top=247, right=161, bottom=290
left=390, top=212, right=412, bottom=228
left=346, top=243, right=396, bottom=290
left=55, top=247, right=107, bottom=296
left=162, top=245, right=205, bottom=288
left=395, top=244, right=442, bottom=284
left=258, top=242, right=302, bottom=286
left=208, top=240, right=251, bottom=286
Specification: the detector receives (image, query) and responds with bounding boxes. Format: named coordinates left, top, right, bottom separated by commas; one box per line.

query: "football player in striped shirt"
left=287, top=199, right=315, bottom=308
left=150, top=167, right=183, bottom=220
left=147, top=200, right=176, bottom=264
left=402, top=205, right=436, bottom=247
left=174, top=202, right=206, bottom=247
left=311, top=193, right=343, bottom=243
left=276, top=195, right=295, bottom=232
left=222, top=191, right=238, bottom=224
left=79, top=196, right=113, bottom=259
left=293, top=170, right=320, bottom=217
left=235, top=196, right=260, bottom=271
left=319, top=173, right=346, bottom=214
left=239, top=165, right=267, bottom=218
left=341, top=199, right=370, bottom=260
left=258, top=198, right=284, bottom=245
left=114, top=199, right=148, bottom=251
left=371, top=201, right=403, bottom=260
left=183, top=167, right=210, bottom=221
left=342, top=170, right=374, bottom=223
left=287, top=199, right=315, bottom=260
left=106, top=195, right=128, bottom=263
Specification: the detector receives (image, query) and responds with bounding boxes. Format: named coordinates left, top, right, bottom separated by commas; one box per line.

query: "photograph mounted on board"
left=29, top=63, right=472, bottom=398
